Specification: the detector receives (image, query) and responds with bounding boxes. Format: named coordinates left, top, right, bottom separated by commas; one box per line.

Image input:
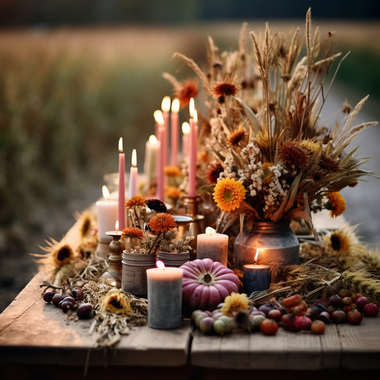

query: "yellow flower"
left=221, top=292, right=249, bottom=316
left=325, top=192, right=346, bottom=218
left=126, top=195, right=146, bottom=208
left=213, top=177, right=246, bottom=212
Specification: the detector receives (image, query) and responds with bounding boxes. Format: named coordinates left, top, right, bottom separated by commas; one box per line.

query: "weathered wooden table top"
left=0, top=216, right=380, bottom=377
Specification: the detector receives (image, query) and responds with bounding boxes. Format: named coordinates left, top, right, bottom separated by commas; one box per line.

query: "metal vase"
left=234, top=220, right=299, bottom=282
left=121, top=252, right=156, bottom=298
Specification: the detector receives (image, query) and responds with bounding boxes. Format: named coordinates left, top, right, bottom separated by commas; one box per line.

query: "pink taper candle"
left=118, top=138, right=125, bottom=230
left=156, top=126, right=165, bottom=201
left=171, top=98, right=180, bottom=166
left=128, top=149, right=138, bottom=198
left=161, top=96, right=171, bottom=168
left=188, top=98, right=197, bottom=197
left=182, top=122, right=190, bottom=162
left=153, top=110, right=162, bottom=139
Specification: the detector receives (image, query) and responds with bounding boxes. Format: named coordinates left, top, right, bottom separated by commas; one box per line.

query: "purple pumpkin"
left=180, top=259, right=239, bottom=311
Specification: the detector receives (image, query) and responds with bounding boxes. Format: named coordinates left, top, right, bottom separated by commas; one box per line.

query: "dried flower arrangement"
left=164, top=9, right=378, bottom=236
left=121, top=195, right=192, bottom=255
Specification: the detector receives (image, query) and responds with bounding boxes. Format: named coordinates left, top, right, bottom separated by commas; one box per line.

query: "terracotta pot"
left=121, top=252, right=156, bottom=298
left=234, top=220, right=299, bottom=282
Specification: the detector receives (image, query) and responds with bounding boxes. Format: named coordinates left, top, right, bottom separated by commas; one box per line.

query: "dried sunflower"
left=319, top=155, right=340, bottom=172
left=227, top=128, right=247, bottom=147
left=212, top=79, right=241, bottom=103
left=126, top=195, right=146, bottom=208
left=206, top=162, right=224, bottom=185
left=148, top=213, right=177, bottom=234
left=100, top=289, right=132, bottom=315
left=221, top=292, right=249, bottom=316
left=278, top=141, right=309, bottom=169
left=213, top=178, right=246, bottom=212
left=325, top=192, right=346, bottom=218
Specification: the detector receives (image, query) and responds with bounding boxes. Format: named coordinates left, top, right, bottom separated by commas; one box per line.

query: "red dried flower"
left=121, top=227, right=144, bottom=239
left=148, top=213, right=177, bottom=234
left=212, top=80, right=240, bottom=98
left=175, top=79, right=199, bottom=108
left=278, top=141, right=309, bottom=169
left=206, top=162, right=224, bottom=185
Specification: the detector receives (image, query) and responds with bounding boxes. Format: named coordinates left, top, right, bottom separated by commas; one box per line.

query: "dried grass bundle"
left=164, top=9, right=378, bottom=235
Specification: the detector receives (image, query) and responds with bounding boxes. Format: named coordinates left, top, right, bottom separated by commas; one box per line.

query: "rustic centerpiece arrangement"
left=34, top=9, right=380, bottom=353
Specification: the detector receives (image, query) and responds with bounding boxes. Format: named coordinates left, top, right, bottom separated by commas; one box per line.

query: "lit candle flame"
left=154, top=110, right=165, bottom=125
left=205, top=227, right=216, bottom=235
left=194, top=109, right=198, bottom=123
left=132, top=149, right=137, bottom=167
left=189, top=98, right=195, bottom=118
left=102, top=185, right=110, bottom=199
left=253, top=249, right=259, bottom=265
left=115, top=220, right=119, bottom=232
left=156, top=260, right=165, bottom=269
left=182, top=122, right=190, bottom=134
left=118, top=137, right=123, bottom=152
left=171, top=98, right=180, bottom=113
left=161, top=96, right=171, bottom=113
left=149, top=134, right=157, bottom=144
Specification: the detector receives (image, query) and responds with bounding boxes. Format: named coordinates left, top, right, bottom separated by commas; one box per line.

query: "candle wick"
left=253, top=261, right=256, bottom=266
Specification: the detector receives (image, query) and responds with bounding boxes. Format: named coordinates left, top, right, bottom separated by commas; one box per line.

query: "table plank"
left=0, top=269, right=192, bottom=367
left=338, top=317, right=380, bottom=370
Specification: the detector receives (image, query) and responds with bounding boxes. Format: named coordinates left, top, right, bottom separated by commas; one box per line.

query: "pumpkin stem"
left=203, top=273, right=212, bottom=283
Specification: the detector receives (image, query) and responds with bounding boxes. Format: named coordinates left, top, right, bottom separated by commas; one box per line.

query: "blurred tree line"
left=0, top=0, right=379, bottom=27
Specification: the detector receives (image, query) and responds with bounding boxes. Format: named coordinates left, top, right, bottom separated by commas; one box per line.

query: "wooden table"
left=1, top=220, right=379, bottom=380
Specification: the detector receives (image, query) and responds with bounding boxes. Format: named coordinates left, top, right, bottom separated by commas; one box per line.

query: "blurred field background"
left=1, top=0, right=380, bottom=311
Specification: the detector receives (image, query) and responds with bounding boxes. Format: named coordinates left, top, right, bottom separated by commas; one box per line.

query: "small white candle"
left=96, top=185, right=118, bottom=243
left=147, top=261, right=183, bottom=329
left=144, top=134, right=159, bottom=190
left=128, top=149, right=138, bottom=198
left=197, top=227, right=229, bottom=266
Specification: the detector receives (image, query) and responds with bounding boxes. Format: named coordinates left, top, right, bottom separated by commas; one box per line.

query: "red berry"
left=356, top=297, right=369, bottom=310
left=331, top=310, right=346, bottom=323
left=260, top=319, right=278, bottom=335
left=311, top=320, right=325, bottom=334
left=329, top=295, right=344, bottom=307
left=295, top=316, right=312, bottom=331
left=347, top=310, right=363, bottom=325
left=317, top=311, right=330, bottom=324
left=363, top=303, right=379, bottom=317
left=351, top=294, right=363, bottom=303
left=342, top=297, right=352, bottom=306
left=268, top=309, right=282, bottom=322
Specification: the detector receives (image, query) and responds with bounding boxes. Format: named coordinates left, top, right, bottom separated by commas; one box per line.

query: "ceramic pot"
left=121, top=252, right=156, bottom=298
left=234, top=220, right=299, bottom=282
left=157, top=251, right=189, bottom=268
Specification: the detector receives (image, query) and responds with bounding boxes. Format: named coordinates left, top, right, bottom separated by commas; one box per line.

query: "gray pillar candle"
left=197, top=227, right=229, bottom=266
left=243, top=264, right=271, bottom=295
left=147, top=266, right=183, bottom=329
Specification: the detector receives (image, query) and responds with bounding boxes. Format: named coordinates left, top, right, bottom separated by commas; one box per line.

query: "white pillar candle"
left=128, top=149, right=138, bottom=198
left=144, top=135, right=159, bottom=190
left=96, top=185, right=118, bottom=243
left=197, top=227, right=229, bottom=266
left=147, top=262, right=183, bottom=329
